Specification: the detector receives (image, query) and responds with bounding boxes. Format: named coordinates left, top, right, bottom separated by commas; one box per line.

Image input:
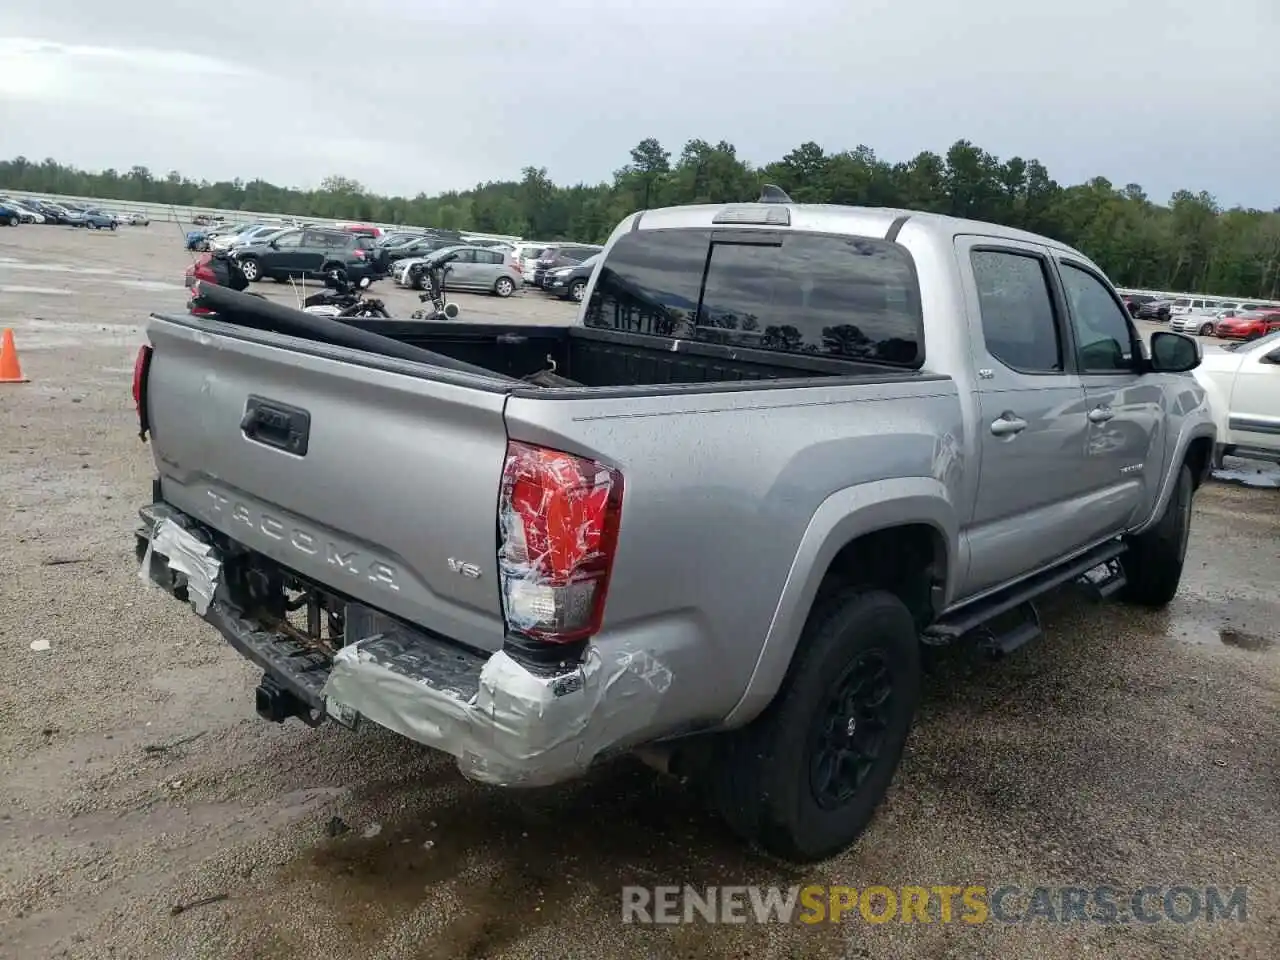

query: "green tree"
left=2, top=145, right=1276, bottom=297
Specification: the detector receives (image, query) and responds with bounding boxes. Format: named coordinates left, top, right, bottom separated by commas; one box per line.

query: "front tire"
left=239, top=257, right=261, bottom=282
left=707, top=588, right=921, bottom=862
left=6, top=215, right=18, bottom=227
left=568, top=279, right=587, bottom=302
left=1198, top=322, right=1214, bottom=336
left=1120, top=464, right=1192, bottom=608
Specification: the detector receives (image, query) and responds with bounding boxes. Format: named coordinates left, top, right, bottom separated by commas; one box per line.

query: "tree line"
left=3, top=139, right=1278, bottom=298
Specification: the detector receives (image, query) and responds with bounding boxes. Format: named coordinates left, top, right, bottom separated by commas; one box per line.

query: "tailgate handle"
left=240, top=395, right=311, bottom=456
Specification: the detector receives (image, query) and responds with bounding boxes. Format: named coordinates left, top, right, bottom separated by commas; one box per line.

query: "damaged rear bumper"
left=136, top=503, right=672, bottom=787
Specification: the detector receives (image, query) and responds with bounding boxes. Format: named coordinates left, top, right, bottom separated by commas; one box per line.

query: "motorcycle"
left=303, top=273, right=391, bottom=319
left=409, top=255, right=461, bottom=321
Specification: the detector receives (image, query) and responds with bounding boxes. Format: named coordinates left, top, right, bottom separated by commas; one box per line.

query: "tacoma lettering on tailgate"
left=206, top=489, right=400, bottom=591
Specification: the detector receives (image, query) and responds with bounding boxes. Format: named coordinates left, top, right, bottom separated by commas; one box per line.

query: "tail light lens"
left=498, top=441, right=623, bottom=643
left=352, top=249, right=366, bottom=259
left=132, top=344, right=153, bottom=440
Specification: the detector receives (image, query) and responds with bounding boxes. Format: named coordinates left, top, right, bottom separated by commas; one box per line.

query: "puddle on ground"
left=1212, top=463, right=1280, bottom=489
left=0, top=285, right=74, bottom=296
left=1166, top=596, right=1276, bottom=652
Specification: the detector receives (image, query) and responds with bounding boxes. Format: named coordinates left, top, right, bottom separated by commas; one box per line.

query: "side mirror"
left=1261, top=348, right=1280, bottom=365
left=269, top=240, right=279, bottom=249
left=1149, top=331, right=1201, bottom=373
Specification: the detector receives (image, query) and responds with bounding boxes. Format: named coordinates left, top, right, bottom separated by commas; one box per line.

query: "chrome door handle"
left=990, top=413, right=1028, bottom=437
left=1088, top=405, right=1115, bottom=423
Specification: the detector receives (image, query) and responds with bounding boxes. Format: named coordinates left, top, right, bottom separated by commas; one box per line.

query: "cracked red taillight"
left=498, top=441, right=623, bottom=643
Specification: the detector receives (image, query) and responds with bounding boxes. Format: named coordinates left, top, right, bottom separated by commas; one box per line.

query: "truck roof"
left=631, top=202, right=1084, bottom=259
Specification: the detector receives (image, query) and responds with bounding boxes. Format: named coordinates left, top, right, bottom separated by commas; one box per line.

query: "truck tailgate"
left=144, top=317, right=511, bottom=653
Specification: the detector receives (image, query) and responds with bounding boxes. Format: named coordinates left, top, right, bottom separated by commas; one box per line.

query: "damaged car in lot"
left=132, top=190, right=1215, bottom=863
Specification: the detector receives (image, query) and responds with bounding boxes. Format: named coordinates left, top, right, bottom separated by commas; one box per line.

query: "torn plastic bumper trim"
left=136, top=503, right=673, bottom=787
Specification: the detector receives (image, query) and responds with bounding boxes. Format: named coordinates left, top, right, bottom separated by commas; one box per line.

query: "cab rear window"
left=584, top=228, right=924, bottom=367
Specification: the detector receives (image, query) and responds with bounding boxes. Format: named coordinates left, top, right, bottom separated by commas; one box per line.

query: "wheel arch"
left=721, top=477, right=957, bottom=728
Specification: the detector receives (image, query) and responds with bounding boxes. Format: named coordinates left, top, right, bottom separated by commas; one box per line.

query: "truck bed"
left=185, top=281, right=926, bottom=392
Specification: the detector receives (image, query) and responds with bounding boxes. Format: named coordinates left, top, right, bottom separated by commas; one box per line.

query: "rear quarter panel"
left=504, top=377, right=965, bottom=737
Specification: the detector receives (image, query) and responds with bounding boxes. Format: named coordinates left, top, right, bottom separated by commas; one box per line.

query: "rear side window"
left=970, top=250, right=1063, bottom=374
left=585, top=229, right=924, bottom=367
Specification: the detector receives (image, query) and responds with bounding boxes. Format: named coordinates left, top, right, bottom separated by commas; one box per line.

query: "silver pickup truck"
left=133, top=191, right=1215, bottom=862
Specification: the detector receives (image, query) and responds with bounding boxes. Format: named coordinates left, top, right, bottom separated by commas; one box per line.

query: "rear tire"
left=706, top=588, right=921, bottom=862
left=494, top=276, right=515, bottom=298
left=1120, top=464, right=1192, bottom=608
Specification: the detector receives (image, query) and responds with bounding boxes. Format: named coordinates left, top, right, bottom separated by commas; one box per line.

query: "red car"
left=339, top=223, right=384, bottom=239
left=1214, top=309, right=1280, bottom=341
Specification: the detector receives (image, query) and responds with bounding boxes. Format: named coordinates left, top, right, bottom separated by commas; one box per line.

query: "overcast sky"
left=0, top=0, right=1276, bottom=209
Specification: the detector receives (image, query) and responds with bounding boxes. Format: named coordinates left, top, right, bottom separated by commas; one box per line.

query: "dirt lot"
left=1, top=224, right=1278, bottom=960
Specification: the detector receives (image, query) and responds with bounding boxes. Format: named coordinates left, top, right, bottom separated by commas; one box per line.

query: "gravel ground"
left=1, top=224, right=1278, bottom=960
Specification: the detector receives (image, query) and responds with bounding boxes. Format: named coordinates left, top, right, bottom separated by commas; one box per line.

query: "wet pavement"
left=1, top=225, right=1278, bottom=960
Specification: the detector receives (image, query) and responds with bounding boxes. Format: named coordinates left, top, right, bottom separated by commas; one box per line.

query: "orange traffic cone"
left=1, top=328, right=29, bottom=383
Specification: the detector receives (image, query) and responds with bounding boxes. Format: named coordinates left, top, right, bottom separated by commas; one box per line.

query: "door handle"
left=990, top=412, right=1028, bottom=437
left=1088, top=405, right=1115, bottom=424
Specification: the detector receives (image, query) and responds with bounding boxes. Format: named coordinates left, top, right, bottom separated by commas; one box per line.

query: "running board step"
left=977, top=602, right=1042, bottom=657
left=925, top=539, right=1128, bottom=643
left=1077, top=557, right=1128, bottom=600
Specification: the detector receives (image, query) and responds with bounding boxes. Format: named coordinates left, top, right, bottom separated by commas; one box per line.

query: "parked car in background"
left=1211, top=301, right=1266, bottom=320
left=377, top=231, right=427, bottom=248
left=1134, top=298, right=1173, bottom=322
left=532, top=243, right=604, bottom=287
left=0, top=201, right=23, bottom=227
left=382, top=235, right=461, bottom=266
left=75, top=208, right=119, bottom=230
left=391, top=244, right=521, bottom=297
left=127, top=213, right=151, bottom=226
left=225, top=225, right=293, bottom=252
left=210, top=222, right=289, bottom=252
left=336, top=223, right=385, bottom=239
left=543, top=253, right=600, bottom=302
left=1169, top=298, right=1224, bottom=335
left=1212, top=309, right=1280, bottom=341
left=0, top=198, right=45, bottom=223
left=1193, top=331, right=1280, bottom=468
left=37, top=202, right=76, bottom=225
left=1121, top=293, right=1154, bottom=317
left=234, top=226, right=380, bottom=285
left=512, top=242, right=551, bottom=283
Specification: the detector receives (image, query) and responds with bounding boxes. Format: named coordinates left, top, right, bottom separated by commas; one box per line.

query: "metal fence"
left=10, top=190, right=522, bottom=244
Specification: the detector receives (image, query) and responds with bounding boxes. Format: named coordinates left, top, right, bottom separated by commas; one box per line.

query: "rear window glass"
left=585, top=229, right=923, bottom=367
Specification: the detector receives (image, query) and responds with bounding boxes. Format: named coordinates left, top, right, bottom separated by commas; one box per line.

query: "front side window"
left=1059, top=261, right=1135, bottom=373
left=586, top=229, right=924, bottom=366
